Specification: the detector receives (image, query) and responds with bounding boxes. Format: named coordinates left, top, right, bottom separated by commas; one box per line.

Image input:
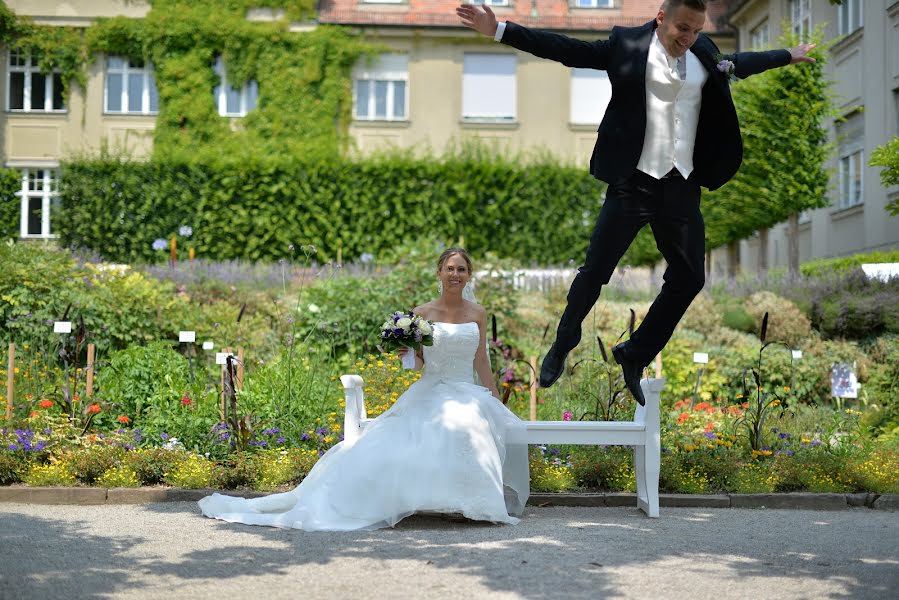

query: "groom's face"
left=656, top=5, right=706, bottom=57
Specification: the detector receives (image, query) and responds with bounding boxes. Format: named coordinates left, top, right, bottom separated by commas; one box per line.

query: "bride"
left=198, top=247, right=530, bottom=530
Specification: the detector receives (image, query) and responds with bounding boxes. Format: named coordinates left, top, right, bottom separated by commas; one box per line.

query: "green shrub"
left=96, top=464, right=141, bottom=488
left=253, top=448, right=319, bottom=491
left=721, top=306, right=757, bottom=333
left=801, top=249, right=899, bottom=277
left=529, top=447, right=578, bottom=492
left=807, top=270, right=899, bottom=339
left=66, top=446, right=124, bottom=484
left=744, top=291, right=812, bottom=346
left=23, top=462, right=76, bottom=487
left=570, top=446, right=635, bottom=492
left=0, top=452, right=23, bottom=484
left=124, top=447, right=184, bottom=485
left=726, top=461, right=778, bottom=493
left=679, top=292, right=723, bottom=338
left=211, top=451, right=259, bottom=490
left=164, top=453, right=214, bottom=488
left=0, top=167, right=21, bottom=239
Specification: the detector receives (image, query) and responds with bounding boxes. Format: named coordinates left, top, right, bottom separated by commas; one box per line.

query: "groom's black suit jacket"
left=500, top=20, right=791, bottom=191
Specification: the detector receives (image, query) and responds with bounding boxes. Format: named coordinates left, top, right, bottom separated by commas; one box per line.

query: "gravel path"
left=1, top=503, right=897, bottom=599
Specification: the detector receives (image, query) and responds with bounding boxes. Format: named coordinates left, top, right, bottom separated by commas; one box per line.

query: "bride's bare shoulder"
left=413, top=302, right=434, bottom=319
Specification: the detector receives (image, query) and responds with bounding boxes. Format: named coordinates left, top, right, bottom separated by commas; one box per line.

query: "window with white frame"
left=838, top=0, right=862, bottom=36
left=790, top=0, right=811, bottom=40
left=750, top=19, right=769, bottom=49
left=7, top=49, right=65, bottom=112
left=213, top=56, right=258, bottom=117
left=105, top=57, right=159, bottom=114
left=570, top=68, right=611, bottom=125
left=471, top=0, right=510, bottom=6
left=354, top=54, right=408, bottom=121
left=572, top=0, right=615, bottom=8
left=837, top=114, right=864, bottom=209
left=462, top=53, right=516, bottom=121
left=16, top=168, right=60, bottom=238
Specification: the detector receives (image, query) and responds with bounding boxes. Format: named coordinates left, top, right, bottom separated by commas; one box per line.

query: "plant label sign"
left=693, top=352, right=709, bottom=364
left=215, top=352, right=234, bottom=365
left=831, top=363, right=859, bottom=399
left=792, top=350, right=803, bottom=360
left=53, top=321, right=72, bottom=334
left=202, top=341, right=214, bottom=350
left=179, top=330, right=196, bottom=343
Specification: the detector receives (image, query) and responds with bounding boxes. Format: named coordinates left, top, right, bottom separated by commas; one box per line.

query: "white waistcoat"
left=636, top=32, right=708, bottom=180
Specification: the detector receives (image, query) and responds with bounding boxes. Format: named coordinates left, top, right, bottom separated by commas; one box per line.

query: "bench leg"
left=634, top=444, right=646, bottom=511
left=643, top=436, right=660, bottom=518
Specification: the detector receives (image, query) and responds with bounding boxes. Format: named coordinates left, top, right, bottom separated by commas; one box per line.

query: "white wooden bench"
left=340, top=376, right=664, bottom=518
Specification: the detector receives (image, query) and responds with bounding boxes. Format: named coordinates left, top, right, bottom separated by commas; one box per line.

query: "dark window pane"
left=128, top=72, right=143, bottom=111
left=9, top=72, right=25, bottom=109
left=52, top=74, right=64, bottom=110
left=355, top=80, right=370, bottom=118
left=393, top=81, right=406, bottom=118
left=226, top=86, right=240, bottom=115
left=28, top=196, right=42, bottom=235
left=148, top=72, right=159, bottom=112
left=375, top=80, right=388, bottom=118
left=31, top=73, right=46, bottom=110
left=49, top=196, right=61, bottom=235
left=107, top=73, right=123, bottom=111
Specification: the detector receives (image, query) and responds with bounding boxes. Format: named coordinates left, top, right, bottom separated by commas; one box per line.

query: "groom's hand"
left=788, top=43, right=817, bottom=64
left=456, top=3, right=498, bottom=38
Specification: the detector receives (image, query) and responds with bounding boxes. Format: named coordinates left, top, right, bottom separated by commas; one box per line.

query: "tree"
left=870, top=137, right=899, bottom=216
left=704, top=28, right=834, bottom=278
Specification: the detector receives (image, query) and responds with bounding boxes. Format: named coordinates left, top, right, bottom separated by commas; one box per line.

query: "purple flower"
left=716, top=59, right=735, bottom=74
left=301, top=432, right=311, bottom=441
left=160, top=432, right=170, bottom=441
left=810, top=441, right=822, bottom=447
left=562, top=411, right=572, bottom=422
left=550, top=448, right=561, bottom=456
left=8, top=444, right=18, bottom=451
left=276, top=437, right=285, bottom=444
left=705, top=432, right=716, bottom=439
left=778, top=432, right=790, bottom=439
left=152, top=238, right=168, bottom=251
left=124, top=444, right=134, bottom=451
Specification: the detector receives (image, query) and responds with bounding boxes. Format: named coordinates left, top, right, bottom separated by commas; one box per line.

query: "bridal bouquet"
left=379, top=311, right=434, bottom=369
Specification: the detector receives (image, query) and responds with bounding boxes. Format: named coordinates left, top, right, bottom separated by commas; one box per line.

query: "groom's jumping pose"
left=457, top=0, right=815, bottom=405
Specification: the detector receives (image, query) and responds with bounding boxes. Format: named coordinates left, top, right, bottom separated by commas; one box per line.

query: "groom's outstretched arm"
left=456, top=3, right=612, bottom=70
left=716, top=42, right=817, bottom=80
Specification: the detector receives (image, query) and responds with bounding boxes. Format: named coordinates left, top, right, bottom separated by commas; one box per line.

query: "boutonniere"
left=714, top=54, right=737, bottom=83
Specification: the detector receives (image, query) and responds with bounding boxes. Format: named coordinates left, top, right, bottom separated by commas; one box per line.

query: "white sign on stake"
left=202, top=341, right=214, bottom=351
left=53, top=321, right=72, bottom=334
left=792, top=350, right=803, bottom=360
left=693, top=352, right=709, bottom=364
left=178, top=330, right=196, bottom=343
left=215, top=352, right=234, bottom=365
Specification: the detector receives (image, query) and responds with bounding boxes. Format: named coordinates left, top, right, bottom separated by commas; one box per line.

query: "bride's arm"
left=474, top=309, right=501, bottom=400
left=400, top=304, right=428, bottom=370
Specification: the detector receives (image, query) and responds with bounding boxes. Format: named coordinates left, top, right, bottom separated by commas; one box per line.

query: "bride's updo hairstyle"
left=437, top=247, right=473, bottom=273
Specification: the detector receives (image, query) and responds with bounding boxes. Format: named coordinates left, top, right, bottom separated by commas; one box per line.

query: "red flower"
left=181, top=395, right=192, bottom=406
left=677, top=412, right=690, bottom=424
left=87, top=403, right=102, bottom=414
left=30, top=411, right=40, bottom=418
left=39, top=400, right=54, bottom=409
left=117, top=415, right=130, bottom=424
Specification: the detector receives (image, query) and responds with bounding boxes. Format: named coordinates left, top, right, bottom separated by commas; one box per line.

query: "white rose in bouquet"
left=378, top=310, right=435, bottom=370
left=417, top=319, right=432, bottom=336
left=396, top=317, right=413, bottom=330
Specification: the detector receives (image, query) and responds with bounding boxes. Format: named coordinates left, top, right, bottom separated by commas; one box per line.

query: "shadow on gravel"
left=3, top=503, right=896, bottom=599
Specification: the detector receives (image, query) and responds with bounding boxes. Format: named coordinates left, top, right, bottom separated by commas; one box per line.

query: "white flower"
left=418, top=320, right=432, bottom=335
left=308, top=303, right=320, bottom=313
left=382, top=321, right=394, bottom=331
left=396, top=317, right=413, bottom=330
left=179, top=225, right=193, bottom=237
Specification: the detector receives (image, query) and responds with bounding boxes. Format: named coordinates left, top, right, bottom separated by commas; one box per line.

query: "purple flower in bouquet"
left=378, top=310, right=435, bottom=353
left=715, top=55, right=737, bottom=82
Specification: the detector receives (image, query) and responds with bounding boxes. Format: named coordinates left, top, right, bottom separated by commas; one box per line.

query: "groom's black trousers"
left=555, top=169, right=705, bottom=367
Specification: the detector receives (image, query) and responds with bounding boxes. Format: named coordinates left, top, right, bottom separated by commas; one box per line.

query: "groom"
left=457, top=0, right=815, bottom=405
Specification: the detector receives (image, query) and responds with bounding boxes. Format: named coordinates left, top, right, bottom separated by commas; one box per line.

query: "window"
left=572, top=0, right=615, bottom=7
left=105, top=57, right=159, bottom=114
left=790, top=0, right=811, bottom=40
left=749, top=19, right=769, bottom=49
left=570, top=68, right=611, bottom=125
left=16, top=168, right=60, bottom=238
left=837, top=113, right=864, bottom=209
left=213, top=56, right=258, bottom=117
left=838, top=0, right=862, bottom=36
left=7, top=49, right=65, bottom=112
left=471, top=0, right=510, bottom=6
left=462, top=54, right=516, bottom=121
left=353, top=54, right=408, bottom=121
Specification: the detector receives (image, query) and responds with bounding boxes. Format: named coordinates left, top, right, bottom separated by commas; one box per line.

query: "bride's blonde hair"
left=437, top=247, right=473, bottom=273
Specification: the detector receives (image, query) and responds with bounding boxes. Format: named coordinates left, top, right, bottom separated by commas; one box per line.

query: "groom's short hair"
left=661, top=0, right=708, bottom=12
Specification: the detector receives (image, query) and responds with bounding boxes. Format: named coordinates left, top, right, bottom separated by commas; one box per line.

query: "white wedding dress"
left=198, top=321, right=530, bottom=530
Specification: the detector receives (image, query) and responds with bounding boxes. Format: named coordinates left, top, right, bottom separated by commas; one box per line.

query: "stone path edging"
left=0, top=487, right=895, bottom=511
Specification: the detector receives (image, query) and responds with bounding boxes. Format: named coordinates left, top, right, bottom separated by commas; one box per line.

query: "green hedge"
left=59, top=156, right=611, bottom=265
left=0, top=167, right=21, bottom=239
left=800, top=249, right=899, bottom=277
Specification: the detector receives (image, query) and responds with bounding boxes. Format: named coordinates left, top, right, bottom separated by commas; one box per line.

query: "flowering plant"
left=378, top=311, right=434, bottom=353
left=714, top=54, right=737, bottom=83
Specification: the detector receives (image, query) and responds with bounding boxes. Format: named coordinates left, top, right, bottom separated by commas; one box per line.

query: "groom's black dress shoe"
left=539, top=345, right=568, bottom=388
left=612, top=343, right=646, bottom=406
